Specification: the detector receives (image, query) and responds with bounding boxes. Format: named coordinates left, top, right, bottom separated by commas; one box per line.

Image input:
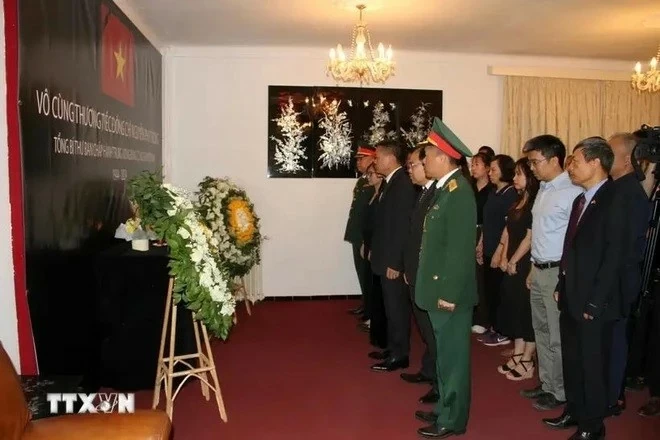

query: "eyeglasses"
left=406, top=162, right=423, bottom=169
left=527, top=158, right=548, bottom=167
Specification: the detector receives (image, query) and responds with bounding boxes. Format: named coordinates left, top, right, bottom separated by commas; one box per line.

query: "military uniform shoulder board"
left=447, top=179, right=458, bottom=192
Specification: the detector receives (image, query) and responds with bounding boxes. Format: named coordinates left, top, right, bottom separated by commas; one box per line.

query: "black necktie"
left=378, top=179, right=388, bottom=201
left=561, top=194, right=586, bottom=270
left=418, top=186, right=428, bottom=204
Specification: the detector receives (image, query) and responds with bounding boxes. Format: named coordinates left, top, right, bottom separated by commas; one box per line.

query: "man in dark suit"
left=606, top=133, right=650, bottom=415
left=344, top=146, right=376, bottom=319
left=369, top=141, right=417, bottom=371
left=401, top=144, right=439, bottom=405
left=542, top=137, right=624, bottom=440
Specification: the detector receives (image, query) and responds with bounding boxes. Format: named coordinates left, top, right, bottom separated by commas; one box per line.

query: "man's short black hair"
left=574, top=136, right=614, bottom=174
left=377, top=141, right=407, bottom=166
left=523, top=135, right=567, bottom=168
left=413, top=143, right=428, bottom=160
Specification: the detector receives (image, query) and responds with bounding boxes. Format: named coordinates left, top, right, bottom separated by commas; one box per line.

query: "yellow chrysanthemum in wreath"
left=227, top=198, right=256, bottom=245
left=197, top=176, right=262, bottom=278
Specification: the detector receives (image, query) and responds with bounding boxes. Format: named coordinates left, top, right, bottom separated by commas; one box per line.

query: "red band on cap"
left=356, top=147, right=375, bottom=156
left=427, top=132, right=461, bottom=159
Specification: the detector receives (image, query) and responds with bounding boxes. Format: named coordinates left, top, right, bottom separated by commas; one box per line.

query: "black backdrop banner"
left=19, top=0, right=162, bottom=377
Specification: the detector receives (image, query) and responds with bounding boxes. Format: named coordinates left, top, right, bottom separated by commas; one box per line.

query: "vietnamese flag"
left=100, top=4, right=134, bottom=107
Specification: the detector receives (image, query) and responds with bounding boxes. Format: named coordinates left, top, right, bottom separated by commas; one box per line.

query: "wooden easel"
left=232, top=277, right=252, bottom=324
left=153, top=278, right=228, bottom=422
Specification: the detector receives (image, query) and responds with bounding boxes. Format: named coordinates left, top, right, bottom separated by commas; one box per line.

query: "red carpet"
left=130, top=299, right=660, bottom=439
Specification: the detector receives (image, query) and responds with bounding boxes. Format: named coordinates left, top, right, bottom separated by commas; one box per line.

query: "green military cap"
left=427, top=117, right=473, bottom=158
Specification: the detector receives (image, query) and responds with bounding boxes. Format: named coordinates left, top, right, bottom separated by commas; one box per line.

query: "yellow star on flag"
left=114, top=43, right=127, bottom=82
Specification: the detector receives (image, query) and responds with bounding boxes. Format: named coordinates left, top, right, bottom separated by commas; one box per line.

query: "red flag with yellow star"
left=100, top=4, right=134, bottom=106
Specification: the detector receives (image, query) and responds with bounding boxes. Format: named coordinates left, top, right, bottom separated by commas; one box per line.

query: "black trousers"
left=483, top=256, right=504, bottom=332
left=473, top=227, right=489, bottom=328
left=410, top=284, right=438, bottom=391
left=351, top=242, right=371, bottom=318
left=561, top=312, right=614, bottom=432
left=380, top=275, right=411, bottom=359
left=473, top=262, right=489, bottom=328
left=609, top=318, right=628, bottom=404
left=369, top=274, right=388, bottom=349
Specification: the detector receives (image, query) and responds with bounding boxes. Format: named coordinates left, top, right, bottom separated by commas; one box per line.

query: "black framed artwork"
left=267, top=85, right=443, bottom=178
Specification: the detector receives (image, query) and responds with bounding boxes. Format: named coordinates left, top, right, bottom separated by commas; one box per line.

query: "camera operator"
left=606, top=133, right=651, bottom=415
left=623, top=125, right=660, bottom=417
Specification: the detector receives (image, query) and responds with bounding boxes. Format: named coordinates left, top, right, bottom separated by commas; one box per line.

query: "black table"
left=91, top=242, right=196, bottom=391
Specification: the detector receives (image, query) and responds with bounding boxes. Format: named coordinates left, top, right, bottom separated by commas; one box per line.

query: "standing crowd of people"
left=343, top=118, right=660, bottom=439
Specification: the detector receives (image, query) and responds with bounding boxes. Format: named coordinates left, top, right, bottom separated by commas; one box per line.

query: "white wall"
left=165, top=46, right=632, bottom=297
left=0, top=4, right=20, bottom=368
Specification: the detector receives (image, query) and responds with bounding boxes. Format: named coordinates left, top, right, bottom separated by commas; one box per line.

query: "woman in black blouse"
left=471, top=153, right=493, bottom=335
left=478, top=154, right=517, bottom=347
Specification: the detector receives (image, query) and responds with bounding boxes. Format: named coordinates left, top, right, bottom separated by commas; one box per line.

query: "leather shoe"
left=401, top=372, right=433, bottom=384
left=638, top=397, right=660, bottom=417
left=348, top=305, right=364, bottom=315
left=419, top=389, right=439, bottom=404
left=607, top=400, right=625, bottom=417
left=533, top=394, right=566, bottom=411
left=417, top=424, right=465, bottom=438
left=368, top=350, right=390, bottom=360
left=415, top=410, right=438, bottom=423
left=371, top=357, right=409, bottom=372
left=568, top=426, right=605, bottom=440
left=625, top=376, right=645, bottom=392
left=520, top=385, right=550, bottom=400
left=542, top=411, right=577, bottom=429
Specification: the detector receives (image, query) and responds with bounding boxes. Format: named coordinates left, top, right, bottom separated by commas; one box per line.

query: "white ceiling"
left=123, top=0, right=660, bottom=60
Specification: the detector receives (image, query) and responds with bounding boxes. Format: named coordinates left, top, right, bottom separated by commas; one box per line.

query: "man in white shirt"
left=521, top=135, right=582, bottom=411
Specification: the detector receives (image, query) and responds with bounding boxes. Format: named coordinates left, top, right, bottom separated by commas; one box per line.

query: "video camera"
left=635, top=124, right=660, bottom=314
left=632, top=125, right=660, bottom=184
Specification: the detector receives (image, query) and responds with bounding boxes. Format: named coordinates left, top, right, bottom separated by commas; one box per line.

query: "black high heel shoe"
left=497, top=353, right=522, bottom=374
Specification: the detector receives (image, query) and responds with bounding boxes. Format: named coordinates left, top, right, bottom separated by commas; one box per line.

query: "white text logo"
left=46, top=393, right=135, bottom=414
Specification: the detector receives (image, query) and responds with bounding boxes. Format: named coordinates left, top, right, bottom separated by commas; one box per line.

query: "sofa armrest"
left=22, top=410, right=171, bottom=440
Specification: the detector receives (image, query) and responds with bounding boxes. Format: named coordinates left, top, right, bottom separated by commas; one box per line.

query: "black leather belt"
left=533, top=261, right=560, bottom=270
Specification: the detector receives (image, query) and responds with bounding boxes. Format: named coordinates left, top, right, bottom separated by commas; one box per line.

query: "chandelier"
left=327, top=4, right=395, bottom=85
left=632, top=44, right=660, bottom=93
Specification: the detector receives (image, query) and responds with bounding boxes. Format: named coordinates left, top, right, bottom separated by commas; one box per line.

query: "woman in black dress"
left=480, top=155, right=517, bottom=346
left=494, top=158, right=539, bottom=381
left=362, top=164, right=387, bottom=349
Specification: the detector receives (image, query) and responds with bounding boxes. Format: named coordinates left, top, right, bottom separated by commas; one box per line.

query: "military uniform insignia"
left=447, top=179, right=458, bottom=192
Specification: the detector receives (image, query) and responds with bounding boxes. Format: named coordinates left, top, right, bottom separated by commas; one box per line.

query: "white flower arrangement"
left=270, top=96, right=311, bottom=173
left=163, top=183, right=236, bottom=318
left=196, top=177, right=262, bottom=279
left=400, top=102, right=432, bottom=149
left=318, top=99, right=353, bottom=170
left=128, top=172, right=236, bottom=339
left=364, top=101, right=396, bottom=145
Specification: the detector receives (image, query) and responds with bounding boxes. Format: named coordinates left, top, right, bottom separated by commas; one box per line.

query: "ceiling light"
left=632, top=43, right=660, bottom=94
left=326, top=4, right=395, bottom=85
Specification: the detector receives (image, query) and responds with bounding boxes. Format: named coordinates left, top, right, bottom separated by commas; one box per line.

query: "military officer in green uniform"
left=344, top=145, right=376, bottom=319
left=415, top=118, right=477, bottom=438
